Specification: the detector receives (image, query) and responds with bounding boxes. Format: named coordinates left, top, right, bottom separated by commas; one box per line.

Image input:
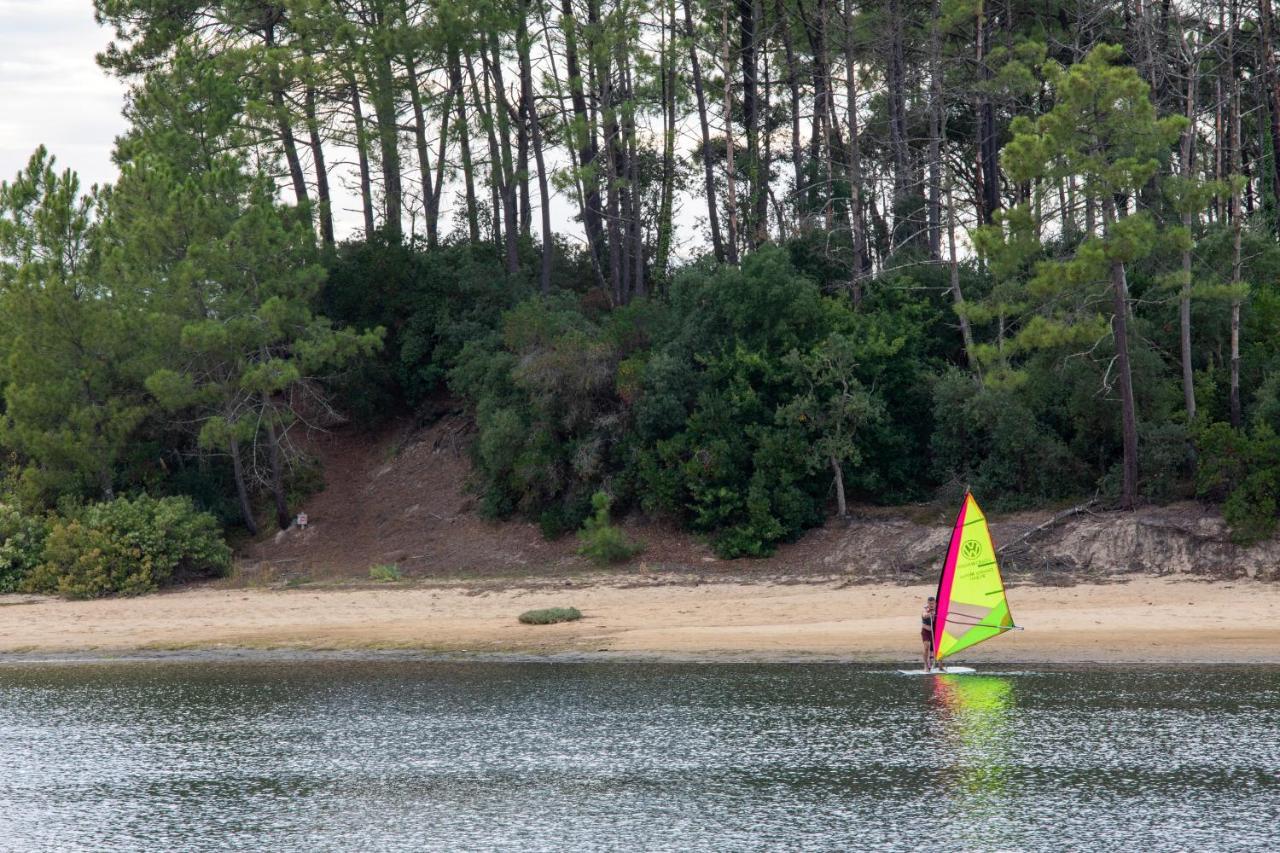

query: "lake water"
left=0, top=659, right=1276, bottom=851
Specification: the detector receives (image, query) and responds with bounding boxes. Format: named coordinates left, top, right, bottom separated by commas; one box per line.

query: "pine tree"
left=979, top=45, right=1187, bottom=509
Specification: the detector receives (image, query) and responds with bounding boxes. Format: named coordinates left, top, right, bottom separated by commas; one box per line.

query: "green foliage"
left=1196, top=423, right=1280, bottom=544
left=0, top=504, right=49, bottom=592
left=4, top=27, right=1278, bottom=574
left=0, top=148, right=154, bottom=503
left=518, top=606, right=583, bottom=625
left=322, top=237, right=520, bottom=414
left=369, top=563, right=402, bottom=582
left=24, top=494, right=231, bottom=599
left=930, top=369, right=1088, bottom=508
left=628, top=247, right=923, bottom=556
left=577, top=491, right=643, bottom=564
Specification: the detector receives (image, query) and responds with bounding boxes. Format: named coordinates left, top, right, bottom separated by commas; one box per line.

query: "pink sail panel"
left=932, top=495, right=969, bottom=657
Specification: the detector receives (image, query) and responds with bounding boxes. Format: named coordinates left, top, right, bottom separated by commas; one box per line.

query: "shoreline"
left=1, top=648, right=1277, bottom=667
left=2, top=574, right=1277, bottom=665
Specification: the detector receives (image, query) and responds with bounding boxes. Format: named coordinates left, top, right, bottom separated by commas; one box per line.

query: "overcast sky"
left=0, top=0, right=128, bottom=192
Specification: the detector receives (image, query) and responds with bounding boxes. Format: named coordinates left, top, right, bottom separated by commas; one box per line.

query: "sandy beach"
left=0, top=575, right=1276, bottom=663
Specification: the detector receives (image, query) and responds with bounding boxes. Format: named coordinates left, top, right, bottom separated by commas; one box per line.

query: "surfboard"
left=897, top=666, right=977, bottom=676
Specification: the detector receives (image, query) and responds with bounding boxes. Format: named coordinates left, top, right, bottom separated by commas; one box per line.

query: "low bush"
left=1196, top=422, right=1280, bottom=544
left=369, top=563, right=402, bottom=582
left=577, top=492, right=643, bottom=564
left=24, top=494, right=231, bottom=599
left=518, top=606, right=582, bottom=625
left=0, top=505, right=49, bottom=593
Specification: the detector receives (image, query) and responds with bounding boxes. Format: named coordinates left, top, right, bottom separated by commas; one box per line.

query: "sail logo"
left=961, top=540, right=982, bottom=560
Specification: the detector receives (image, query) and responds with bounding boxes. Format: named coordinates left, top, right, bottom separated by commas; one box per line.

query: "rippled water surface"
left=0, top=660, right=1276, bottom=851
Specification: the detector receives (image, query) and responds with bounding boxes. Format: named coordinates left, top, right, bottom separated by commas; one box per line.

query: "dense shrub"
left=577, top=491, right=643, bottom=564
left=322, top=235, right=1280, bottom=558
left=24, top=494, right=231, bottom=599
left=322, top=236, right=523, bottom=417
left=629, top=248, right=921, bottom=555
left=1196, top=422, right=1280, bottom=544
left=930, top=369, right=1089, bottom=508
left=0, top=505, right=49, bottom=592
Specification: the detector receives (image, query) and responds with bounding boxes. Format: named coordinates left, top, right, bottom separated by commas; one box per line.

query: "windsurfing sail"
left=933, top=492, right=1016, bottom=661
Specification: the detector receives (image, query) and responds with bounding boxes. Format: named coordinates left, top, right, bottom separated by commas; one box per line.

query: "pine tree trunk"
left=484, top=37, right=521, bottom=273
left=1179, top=33, right=1198, bottom=424
left=778, top=0, right=805, bottom=229
left=1257, top=0, right=1280, bottom=211
left=886, top=0, right=910, bottom=248
left=562, top=0, right=608, bottom=283
left=975, top=0, right=999, bottom=224
left=264, top=22, right=310, bottom=215
left=466, top=51, right=505, bottom=248
left=843, top=0, right=864, bottom=295
left=626, top=60, right=645, bottom=298
left=304, top=86, right=334, bottom=247
left=265, top=417, right=290, bottom=531
left=740, top=0, right=766, bottom=246
left=802, top=0, right=833, bottom=227
left=722, top=7, right=741, bottom=264
left=449, top=48, right=481, bottom=243
left=655, top=0, right=678, bottom=283
left=429, top=77, right=456, bottom=249
left=1228, top=2, right=1244, bottom=427
left=369, top=31, right=402, bottom=238
left=946, top=164, right=977, bottom=374
left=519, top=0, right=553, bottom=294
left=229, top=433, right=258, bottom=536
left=684, top=0, right=727, bottom=262
left=926, top=0, right=944, bottom=260
left=518, top=94, right=532, bottom=239
left=1102, top=195, right=1139, bottom=510
left=348, top=73, right=376, bottom=237
left=405, top=55, right=437, bottom=247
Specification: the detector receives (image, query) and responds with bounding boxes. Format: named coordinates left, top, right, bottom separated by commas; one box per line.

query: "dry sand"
left=0, top=575, right=1276, bottom=663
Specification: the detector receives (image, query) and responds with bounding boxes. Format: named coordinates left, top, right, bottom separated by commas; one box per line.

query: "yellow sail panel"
left=934, top=493, right=1014, bottom=660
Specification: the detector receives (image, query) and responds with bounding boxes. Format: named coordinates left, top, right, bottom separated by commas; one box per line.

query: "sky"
left=0, top=0, right=129, bottom=192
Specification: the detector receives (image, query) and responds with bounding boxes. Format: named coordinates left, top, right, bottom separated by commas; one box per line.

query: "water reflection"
left=930, top=675, right=1016, bottom=843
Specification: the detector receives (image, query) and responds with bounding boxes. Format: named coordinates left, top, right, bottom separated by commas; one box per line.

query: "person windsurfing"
left=921, top=596, right=944, bottom=672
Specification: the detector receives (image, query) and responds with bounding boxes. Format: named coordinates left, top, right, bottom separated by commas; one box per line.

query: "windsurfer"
left=922, top=596, right=944, bottom=672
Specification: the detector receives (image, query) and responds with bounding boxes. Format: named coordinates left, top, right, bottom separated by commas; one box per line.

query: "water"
left=0, top=659, right=1276, bottom=851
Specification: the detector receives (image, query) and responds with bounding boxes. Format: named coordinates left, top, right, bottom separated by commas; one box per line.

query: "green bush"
left=1196, top=422, right=1280, bottom=544
left=0, top=505, right=49, bottom=592
left=518, top=606, right=582, bottom=625
left=24, top=494, right=231, bottom=599
left=577, top=492, right=643, bottom=564
left=369, top=563, right=402, bottom=582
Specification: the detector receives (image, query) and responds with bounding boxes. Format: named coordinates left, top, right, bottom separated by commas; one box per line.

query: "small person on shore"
left=921, top=596, right=943, bottom=672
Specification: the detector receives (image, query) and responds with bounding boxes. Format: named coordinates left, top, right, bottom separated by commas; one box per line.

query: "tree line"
left=0, top=0, right=1278, bottom=590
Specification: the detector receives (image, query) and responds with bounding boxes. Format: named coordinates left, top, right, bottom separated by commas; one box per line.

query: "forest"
left=1, top=0, right=1279, bottom=596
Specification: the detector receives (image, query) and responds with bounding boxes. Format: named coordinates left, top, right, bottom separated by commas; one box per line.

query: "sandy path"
left=0, top=576, right=1276, bottom=663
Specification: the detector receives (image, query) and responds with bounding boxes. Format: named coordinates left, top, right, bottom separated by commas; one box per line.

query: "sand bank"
left=1, top=575, right=1276, bottom=663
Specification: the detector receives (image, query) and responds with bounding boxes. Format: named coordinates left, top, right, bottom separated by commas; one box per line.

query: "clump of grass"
left=577, top=491, right=643, bottom=565
left=518, top=606, right=582, bottom=625
left=369, top=563, right=403, bottom=582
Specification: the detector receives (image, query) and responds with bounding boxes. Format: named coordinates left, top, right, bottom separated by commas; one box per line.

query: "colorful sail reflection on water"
left=933, top=493, right=1015, bottom=660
